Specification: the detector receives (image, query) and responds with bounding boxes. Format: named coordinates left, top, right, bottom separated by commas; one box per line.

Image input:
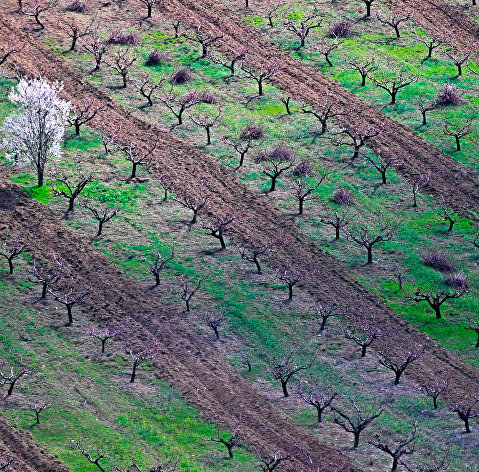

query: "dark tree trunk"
left=68, top=197, right=75, bottom=212
left=130, top=162, right=138, bottom=179
left=41, top=282, right=48, bottom=299
left=394, top=370, right=401, bottom=385
left=37, top=166, right=44, bottom=188
left=281, top=379, right=289, bottom=397
left=101, top=338, right=106, bottom=353
left=258, top=79, right=263, bottom=96
left=206, top=127, right=211, bottom=145
left=353, top=432, right=360, bottom=449
left=391, top=457, right=398, bottom=472
left=7, top=258, right=14, bottom=274
left=66, top=304, right=74, bottom=325
left=97, top=220, right=104, bottom=237
left=288, top=283, right=294, bottom=300
left=269, top=175, right=278, bottom=192
left=367, top=245, right=373, bottom=264
left=335, top=225, right=340, bottom=240
left=253, top=257, right=262, bottom=275
left=433, top=304, right=442, bottom=319
left=130, top=362, right=137, bottom=383
left=361, top=345, right=367, bottom=357
left=7, top=382, right=15, bottom=396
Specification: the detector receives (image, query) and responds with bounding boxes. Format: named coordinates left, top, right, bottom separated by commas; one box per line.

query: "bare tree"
left=332, top=398, right=383, bottom=448
left=315, top=301, right=339, bottom=333
left=134, top=73, right=164, bottom=107
left=443, top=118, right=473, bottom=151
left=269, top=350, right=316, bottom=397
left=392, top=265, right=409, bottom=292
left=364, top=152, right=394, bottom=184
left=84, top=325, right=122, bottom=353
left=107, top=48, right=137, bottom=88
left=29, top=402, right=51, bottom=425
left=204, top=423, right=241, bottom=459
left=157, top=174, right=175, bottom=202
left=128, top=341, right=159, bottom=383
left=210, top=45, right=248, bottom=77
left=279, top=95, right=293, bottom=115
left=369, top=69, right=418, bottom=105
left=376, top=10, right=414, bottom=38
left=236, top=239, right=277, bottom=275
left=159, top=89, right=208, bottom=125
left=149, top=242, right=175, bottom=286
left=347, top=58, right=377, bottom=86
left=292, top=171, right=329, bottom=215
left=0, top=234, right=27, bottom=274
left=345, top=219, right=397, bottom=264
left=99, top=124, right=121, bottom=154
left=437, top=207, right=457, bottom=232
left=331, top=122, right=382, bottom=159
left=422, top=377, right=449, bottom=409
left=319, top=209, right=356, bottom=240
left=415, top=31, right=450, bottom=60
left=313, top=38, right=343, bottom=67
left=255, top=450, right=291, bottom=472
left=21, top=0, right=57, bottom=30
left=75, top=442, right=108, bottom=472
left=28, top=253, right=63, bottom=299
left=138, top=0, right=162, bottom=18
left=378, top=344, right=428, bottom=385
left=255, top=146, right=295, bottom=192
left=464, top=316, right=479, bottom=348
left=241, top=62, right=278, bottom=96
left=48, top=283, right=90, bottom=325
left=339, top=317, right=381, bottom=357
left=283, top=6, right=323, bottom=48
left=82, top=30, right=108, bottom=72
left=122, top=141, right=157, bottom=179
left=413, top=95, right=436, bottom=126
left=202, top=212, right=236, bottom=250
left=300, top=95, right=344, bottom=135
left=411, top=287, right=467, bottom=319
left=297, top=383, right=337, bottom=422
left=444, top=43, right=474, bottom=76
left=82, top=201, right=120, bottom=237
left=58, top=18, right=92, bottom=51
left=450, top=396, right=479, bottom=433
left=0, top=363, right=35, bottom=396
left=369, top=425, right=417, bottom=471
left=172, top=179, right=210, bottom=224
left=223, top=127, right=264, bottom=169
left=265, top=3, right=281, bottom=27
left=190, top=110, right=222, bottom=145
left=275, top=265, right=306, bottom=300
left=411, top=172, right=431, bottom=207
left=50, top=169, right=94, bottom=212
left=184, top=23, right=223, bottom=59
left=175, top=275, right=203, bottom=312
left=200, top=311, right=224, bottom=340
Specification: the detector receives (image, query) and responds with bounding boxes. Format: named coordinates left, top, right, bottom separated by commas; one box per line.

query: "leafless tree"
left=376, top=9, right=414, bottom=38
left=58, top=18, right=92, bottom=51
left=314, top=301, right=339, bottom=333
left=0, top=363, right=35, bottom=396
left=378, top=344, right=428, bottom=385
left=347, top=58, right=377, bottom=86
left=159, top=89, right=208, bottom=125
left=296, top=383, right=337, bottom=422
left=169, top=17, right=186, bottom=39
left=0, top=42, right=23, bottom=67
left=82, top=200, right=120, bottom=237
left=149, top=242, right=175, bottom=286
left=411, top=287, right=467, bottom=319
left=75, top=442, right=108, bottom=472
left=255, top=450, right=291, bottom=472
left=437, top=207, right=457, bottom=232
left=134, top=73, right=164, bottom=107
left=241, top=62, right=278, bottom=96
left=319, top=209, right=356, bottom=240
left=241, top=351, right=252, bottom=372
left=68, top=99, right=103, bottom=136
left=292, top=170, right=330, bottom=215
left=0, top=234, right=28, bottom=274
left=443, top=118, right=473, bottom=151
left=107, top=48, right=137, bottom=88
left=364, top=152, right=394, bottom=184
left=138, top=0, right=162, bottom=18
left=345, top=219, right=397, bottom=264
left=279, top=95, right=293, bottom=115
left=275, top=265, right=306, bottom=300
left=184, top=23, right=223, bottom=59
left=157, top=174, right=175, bottom=202
left=265, top=3, right=281, bottom=27
left=202, top=212, right=236, bottom=250
left=236, top=238, right=278, bottom=275
left=82, top=30, right=108, bottom=72
left=339, top=316, right=381, bottom=357
left=450, top=397, right=479, bottom=433
left=283, top=6, right=323, bottom=48
left=128, top=341, right=159, bottom=383
left=331, top=122, right=382, bottom=159
left=21, top=0, right=57, bottom=30
left=422, top=377, right=449, bottom=409
left=313, top=38, right=343, bottom=67
left=392, top=265, right=409, bottom=292
left=413, top=95, right=436, bottom=126
left=172, top=179, right=210, bottom=224
left=301, top=95, right=344, bottom=135
left=415, top=31, right=450, bottom=60
left=464, top=316, right=479, bottom=348
left=50, top=169, right=94, bottom=212
left=255, top=146, right=295, bottom=192
left=369, top=69, right=418, bottom=105
left=175, top=275, right=203, bottom=312
left=411, top=172, right=431, bottom=207
left=369, top=425, right=417, bottom=471
left=99, top=124, right=121, bottom=154
left=444, top=43, right=474, bottom=76
left=210, top=45, right=248, bottom=77
left=190, top=110, right=222, bottom=145
left=332, top=398, right=383, bottom=448
left=28, top=253, right=63, bottom=298
left=84, top=325, right=122, bottom=353
left=122, top=141, right=157, bottom=180
left=223, top=129, right=264, bottom=169
left=200, top=311, right=224, bottom=340
left=48, top=283, right=90, bottom=325
left=204, top=423, right=242, bottom=459
left=29, top=402, right=51, bottom=425
left=269, top=350, right=316, bottom=397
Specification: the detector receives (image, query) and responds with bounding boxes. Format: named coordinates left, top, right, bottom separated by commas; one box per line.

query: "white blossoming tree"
left=1, top=77, right=71, bottom=187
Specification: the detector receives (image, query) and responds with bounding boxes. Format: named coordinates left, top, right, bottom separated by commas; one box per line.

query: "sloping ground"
left=398, top=0, right=479, bottom=55
left=0, top=180, right=360, bottom=472
left=156, top=0, right=479, bottom=223
left=0, top=414, right=70, bottom=472
left=1, top=6, right=479, bottom=400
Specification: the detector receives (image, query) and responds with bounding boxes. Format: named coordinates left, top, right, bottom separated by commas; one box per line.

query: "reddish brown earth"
left=0, top=413, right=70, bottom=472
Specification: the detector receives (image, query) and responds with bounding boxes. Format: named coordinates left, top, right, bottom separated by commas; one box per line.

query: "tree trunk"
left=130, top=362, right=137, bottom=383
left=391, top=456, right=398, bottom=472
left=288, top=283, right=294, bottom=300
left=464, top=416, right=471, bottom=433
left=455, top=136, right=461, bottom=151
left=433, top=304, right=442, bottom=319
left=298, top=198, right=304, bottom=215
left=154, top=272, right=160, bottom=286
left=390, top=91, right=397, bottom=105
left=206, top=127, right=211, bottom=145
left=457, top=64, right=462, bottom=76
left=253, top=257, right=262, bottom=275
left=122, top=74, right=128, bottom=88
left=226, top=444, right=234, bottom=459
left=361, top=73, right=367, bottom=86
left=7, top=382, right=15, bottom=396
left=269, top=175, right=277, bottom=192
left=218, top=234, right=226, bottom=250
left=41, top=282, right=48, bottom=299
left=381, top=170, right=387, bottom=184
left=185, top=298, right=190, bottom=312
left=101, top=338, right=106, bottom=353
left=97, top=220, right=103, bottom=237
left=366, top=2, right=371, bottom=16
left=367, top=245, right=373, bottom=264
left=75, top=122, right=80, bottom=135
left=7, top=258, right=14, bottom=274
left=66, top=304, right=74, bottom=325
left=433, top=396, right=438, bottom=409
left=353, top=432, right=360, bottom=449
left=475, top=332, right=479, bottom=348
left=317, top=408, right=322, bottom=423
left=394, top=25, right=400, bottom=38
left=394, top=370, right=401, bottom=385
left=361, top=345, right=367, bottom=357
left=335, top=225, right=340, bottom=240
left=131, top=162, right=138, bottom=179
left=258, top=79, right=263, bottom=96
left=281, top=379, right=289, bottom=397
left=146, top=3, right=152, bottom=17
left=68, top=197, right=75, bottom=212
left=37, top=165, right=44, bottom=188
left=191, top=210, right=198, bottom=224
